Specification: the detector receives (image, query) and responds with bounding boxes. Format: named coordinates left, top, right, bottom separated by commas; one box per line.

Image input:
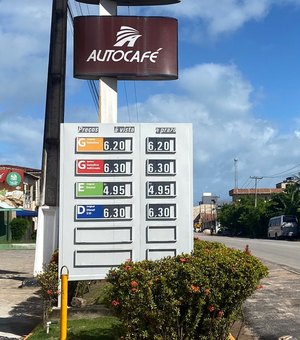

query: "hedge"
left=105, top=239, right=268, bottom=340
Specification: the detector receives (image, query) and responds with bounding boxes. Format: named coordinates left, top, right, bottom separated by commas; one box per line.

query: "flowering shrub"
left=105, top=240, right=268, bottom=339
left=36, top=260, right=59, bottom=327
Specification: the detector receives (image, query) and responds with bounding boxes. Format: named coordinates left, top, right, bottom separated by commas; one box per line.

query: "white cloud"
left=145, top=0, right=271, bottom=37
left=1, top=1, right=300, bottom=203
left=0, top=1, right=51, bottom=105
left=119, top=62, right=300, bottom=202
left=0, top=112, right=43, bottom=169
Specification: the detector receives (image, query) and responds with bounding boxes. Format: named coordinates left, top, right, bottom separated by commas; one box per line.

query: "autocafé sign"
left=75, top=0, right=180, bottom=5
left=74, top=16, right=178, bottom=80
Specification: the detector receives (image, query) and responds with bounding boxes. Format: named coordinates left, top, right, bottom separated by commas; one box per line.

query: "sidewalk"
left=242, top=261, right=300, bottom=340
left=0, top=248, right=42, bottom=339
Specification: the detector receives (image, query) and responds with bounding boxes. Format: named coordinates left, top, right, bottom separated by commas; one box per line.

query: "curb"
left=0, top=243, right=36, bottom=250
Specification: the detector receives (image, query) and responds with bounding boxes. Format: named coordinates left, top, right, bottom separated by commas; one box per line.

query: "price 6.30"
left=103, top=160, right=132, bottom=174
left=146, top=160, right=176, bottom=175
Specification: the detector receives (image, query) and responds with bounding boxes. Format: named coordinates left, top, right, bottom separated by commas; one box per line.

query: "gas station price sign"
left=75, top=182, right=132, bottom=198
left=146, top=159, right=176, bottom=175
left=146, top=137, right=176, bottom=153
left=146, top=181, right=176, bottom=198
left=75, top=204, right=132, bottom=221
left=146, top=203, right=176, bottom=220
left=59, top=123, right=193, bottom=281
left=76, top=159, right=132, bottom=175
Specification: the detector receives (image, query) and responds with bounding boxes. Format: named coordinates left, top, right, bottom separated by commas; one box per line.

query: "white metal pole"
left=99, top=0, right=118, bottom=123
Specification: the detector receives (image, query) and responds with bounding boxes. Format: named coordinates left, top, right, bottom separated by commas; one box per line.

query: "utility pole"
left=250, top=176, right=263, bottom=208
left=34, top=0, right=67, bottom=274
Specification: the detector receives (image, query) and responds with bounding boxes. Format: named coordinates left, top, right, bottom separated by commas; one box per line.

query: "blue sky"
left=1, top=0, right=300, bottom=204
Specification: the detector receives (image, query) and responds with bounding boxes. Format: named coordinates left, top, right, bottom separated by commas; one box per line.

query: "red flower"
left=208, top=305, right=215, bottom=312
left=218, top=310, right=224, bottom=318
left=204, top=288, right=211, bottom=295
left=191, top=284, right=200, bottom=293
left=124, top=265, right=131, bottom=271
left=130, top=280, right=138, bottom=288
left=131, top=288, right=138, bottom=293
left=179, top=257, right=187, bottom=263
left=111, top=300, right=120, bottom=307
left=46, top=289, right=53, bottom=295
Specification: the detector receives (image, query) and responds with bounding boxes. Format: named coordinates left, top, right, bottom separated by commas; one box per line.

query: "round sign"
left=6, top=172, right=22, bottom=187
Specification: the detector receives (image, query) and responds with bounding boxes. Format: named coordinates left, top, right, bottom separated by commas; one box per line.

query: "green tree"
left=270, top=184, right=300, bottom=218
left=219, top=197, right=270, bottom=238
left=9, top=218, right=29, bottom=241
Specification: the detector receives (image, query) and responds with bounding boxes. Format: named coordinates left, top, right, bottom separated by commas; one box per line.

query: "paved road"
left=199, top=234, right=300, bottom=271
left=0, top=249, right=42, bottom=339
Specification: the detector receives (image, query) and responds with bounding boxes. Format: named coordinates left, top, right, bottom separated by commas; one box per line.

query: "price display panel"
left=75, top=204, right=132, bottom=221
left=76, top=137, right=132, bottom=153
left=146, top=181, right=176, bottom=198
left=146, top=137, right=176, bottom=154
left=146, top=203, right=176, bottom=220
left=76, top=159, right=132, bottom=176
left=76, top=182, right=132, bottom=198
left=146, top=159, right=176, bottom=176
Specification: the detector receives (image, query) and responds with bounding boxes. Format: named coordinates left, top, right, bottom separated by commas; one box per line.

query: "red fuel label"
left=76, top=159, right=132, bottom=176
left=76, top=160, right=104, bottom=174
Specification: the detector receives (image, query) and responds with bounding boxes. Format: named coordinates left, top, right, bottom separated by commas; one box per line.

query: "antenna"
left=234, top=159, right=238, bottom=189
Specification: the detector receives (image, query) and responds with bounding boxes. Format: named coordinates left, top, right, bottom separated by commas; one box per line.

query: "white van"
left=268, top=215, right=298, bottom=239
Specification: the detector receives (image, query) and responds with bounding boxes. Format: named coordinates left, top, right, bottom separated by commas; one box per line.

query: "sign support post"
left=99, top=0, right=117, bottom=123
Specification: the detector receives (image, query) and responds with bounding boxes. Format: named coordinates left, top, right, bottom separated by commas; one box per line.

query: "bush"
left=36, top=256, right=59, bottom=327
left=9, top=217, right=29, bottom=241
left=105, top=240, right=268, bottom=339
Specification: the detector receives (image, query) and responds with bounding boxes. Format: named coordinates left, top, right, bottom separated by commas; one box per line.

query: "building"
left=193, top=193, right=220, bottom=231
left=229, top=176, right=299, bottom=203
left=229, top=188, right=283, bottom=202
left=0, top=165, right=41, bottom=241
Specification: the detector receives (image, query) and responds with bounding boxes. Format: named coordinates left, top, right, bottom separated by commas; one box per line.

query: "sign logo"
left=6, top=172, right=22, bottom=187
left=86, top=23, right=163, bottom=64
left=114, top=26, right=142, bottom=47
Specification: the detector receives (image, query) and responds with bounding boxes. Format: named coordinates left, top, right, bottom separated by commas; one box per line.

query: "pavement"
left=0, top=248, right=42, bottom=340
left=0, top=248, right=300, bottom=339
left=242, top=261, right=300, bottom=340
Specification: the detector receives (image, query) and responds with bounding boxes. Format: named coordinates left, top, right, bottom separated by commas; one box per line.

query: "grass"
left=27, top=316, right=124, bottom=339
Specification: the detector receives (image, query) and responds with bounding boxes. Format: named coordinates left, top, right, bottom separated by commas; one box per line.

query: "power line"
left=261, top=164, right=300, bottom=179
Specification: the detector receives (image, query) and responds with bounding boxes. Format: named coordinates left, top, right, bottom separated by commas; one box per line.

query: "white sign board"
left=59, top=123, right=193, bottom=280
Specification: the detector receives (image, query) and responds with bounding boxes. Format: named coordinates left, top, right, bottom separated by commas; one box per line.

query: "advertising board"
left=74, top=16, right=178, bottom=80
left=59, top=123, right=193, bottom=280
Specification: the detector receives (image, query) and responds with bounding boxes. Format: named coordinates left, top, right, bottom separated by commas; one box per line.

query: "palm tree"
left=272, top=184, right=300, bottom=216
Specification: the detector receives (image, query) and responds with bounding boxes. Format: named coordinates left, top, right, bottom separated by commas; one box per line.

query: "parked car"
left=217, top=228, right=232, bottom=236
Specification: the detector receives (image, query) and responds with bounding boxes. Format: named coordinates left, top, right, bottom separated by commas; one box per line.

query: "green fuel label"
left=76, top=182, right=104, bottom=197
left=75, top=182, right=132, bottom=198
